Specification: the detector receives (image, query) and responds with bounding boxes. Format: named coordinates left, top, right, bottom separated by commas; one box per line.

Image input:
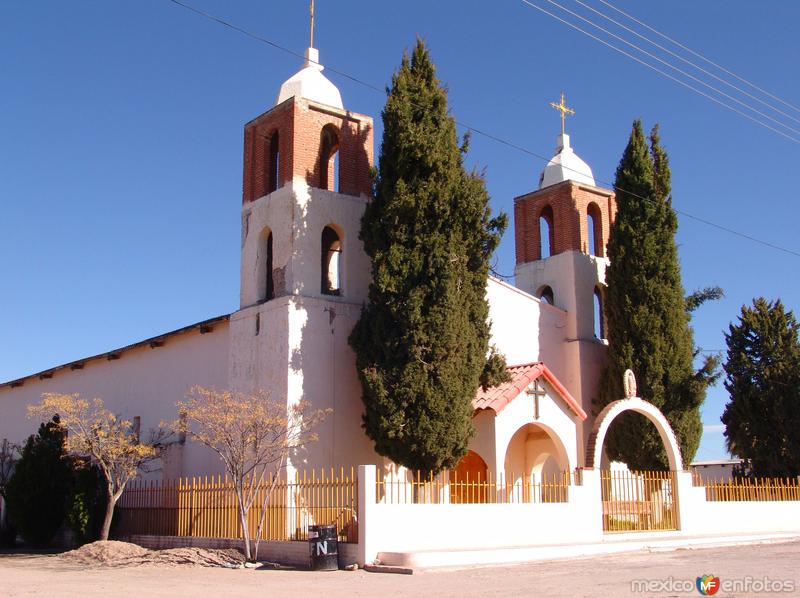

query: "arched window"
left=593, top=287, right=604, bottom=339
left=587, top=203, right=603, bottom=257
left=538, top=285, right=555, bottom=306
left=258, top=229, right=274, bottom=302
left=267, top=131, right=280, bottom=194
left=539, top=205, right=554, bottom=259
left=265, top=231, right=274, bottom=300
left=321, top=226, right=341, bottom=295
left=333, top=150, right=340, bottom=193
left=319, top=125, right=340, bottom=191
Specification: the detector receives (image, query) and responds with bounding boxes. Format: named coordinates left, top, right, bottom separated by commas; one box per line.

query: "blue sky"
left=2, top=1, right=798, bottom=461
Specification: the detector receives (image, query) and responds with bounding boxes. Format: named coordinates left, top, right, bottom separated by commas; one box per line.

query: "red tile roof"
left=473, top=362, right=587, bottom=420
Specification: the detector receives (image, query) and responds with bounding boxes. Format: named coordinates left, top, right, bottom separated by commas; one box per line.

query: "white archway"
left=504, top=422, right=571, bottom=479
left=586, top=397, right=684, bottom=471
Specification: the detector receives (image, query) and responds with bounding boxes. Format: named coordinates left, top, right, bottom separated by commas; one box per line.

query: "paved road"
left=1, top=540, right=799, bottom=597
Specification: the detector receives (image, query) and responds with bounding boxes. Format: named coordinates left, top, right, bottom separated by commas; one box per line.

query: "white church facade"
left=7, top=40, right=800, bottom=567
left=1, top=44, right=622, bottom=486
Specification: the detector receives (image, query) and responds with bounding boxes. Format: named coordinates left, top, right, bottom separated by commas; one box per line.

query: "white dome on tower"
left=276, top=47, right=343, bottom=109
left=539, top=133, right=595, bottom=189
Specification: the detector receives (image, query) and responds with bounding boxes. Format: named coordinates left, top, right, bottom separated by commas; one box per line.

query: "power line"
left=537, top=0, right=800, bottom=137
left=520, top=0, right=800, bottom=144
left=596, top=0, right=800, bottom=115
left=166, top=0, right=384, bottom=94
left=458, top=119, right=800, bottom=258
left=570, top=0, right=800, bottom=128
left=164, top=0, right=800, bottom=259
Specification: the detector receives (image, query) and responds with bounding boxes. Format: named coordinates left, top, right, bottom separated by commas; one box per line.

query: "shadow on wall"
left=285, top=117, right=373, bottom=469
left=292, top=118, right=371, bottom=298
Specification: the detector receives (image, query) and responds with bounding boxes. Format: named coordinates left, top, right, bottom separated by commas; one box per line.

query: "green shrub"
left=5, top=417, right=72, bottom=547
left=66, top=461, right=108, bottom=545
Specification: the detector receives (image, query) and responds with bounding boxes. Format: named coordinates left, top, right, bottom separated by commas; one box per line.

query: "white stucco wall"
left=486, top=277, right=567, bottom=371
left=228, top=300, right=290, bottom=396
left=512, top=253, right=609, bottom=465
left=514, top=251, right=607, bottom=338
left=0, top=321, right=231, bottom=478
left=228, top=293, right=380, bottom=471
left=240, top=184, right=296, bottom=308
left=240, top=182, right=371, bottom=309
left=1, top=192, right=602, bottom=485
left=357, top=466, right=800, bottom=567
left=234, top=178, right=379, bottom=471
left=282, top=295, right=380, bottom=470
left=369, top=498, right=599, bottom=554
left=675, top=472, right=800, bottom=535
left=486, top=277, right=601, bottom=467
left=491, top=386, right=579, bottom=478
left=357, top=463, right=601, bottom=564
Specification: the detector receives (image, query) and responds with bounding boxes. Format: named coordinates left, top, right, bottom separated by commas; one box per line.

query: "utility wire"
left=537, top=0, right=800, bottom=137
left=164, top=0, right=800, bottom=259
left=597, top=0, right=800, bottom=115
left=520, top=0, right=800, bottom=144
left=166, top=0, right=384, bottom=94
left=571, top=0, right=800, bottom=127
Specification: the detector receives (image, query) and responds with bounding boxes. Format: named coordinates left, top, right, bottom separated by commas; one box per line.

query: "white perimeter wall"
left=368, top=495, right=600, bottom=554
left=357, top=465, right=602, bottom=565
left=676, top=472, right=800, bottom=535
left=357, top=467, right=800, bottom=567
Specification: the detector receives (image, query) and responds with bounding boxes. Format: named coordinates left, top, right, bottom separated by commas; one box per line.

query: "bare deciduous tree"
left=28, top=394, right=170, bottom=540
left=175, top=386, right=328, bottom=561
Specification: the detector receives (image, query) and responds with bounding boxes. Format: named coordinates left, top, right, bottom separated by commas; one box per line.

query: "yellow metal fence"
left=601, top=470, right=677, bottom=532
left=378, top=470, right=577, bottom=504
left=116, top=467, right=358, bottom=543
left=693, top=473, right=800, bottom=502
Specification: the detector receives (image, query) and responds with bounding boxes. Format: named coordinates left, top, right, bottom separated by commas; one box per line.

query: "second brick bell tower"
left=514, top=95, right=616, bottom=452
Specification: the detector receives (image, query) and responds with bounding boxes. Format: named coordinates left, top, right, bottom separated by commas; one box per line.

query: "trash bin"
left=308, top=524, right=338, bottom=570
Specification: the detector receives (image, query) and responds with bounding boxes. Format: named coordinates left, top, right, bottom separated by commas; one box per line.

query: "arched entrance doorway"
left=450, top=451, right=489, bottom=503
left=586, top=397, right=683, bottom=471
left=503, top=423, right=570, bottom=502
left=586, top=396, right=683, bottom=532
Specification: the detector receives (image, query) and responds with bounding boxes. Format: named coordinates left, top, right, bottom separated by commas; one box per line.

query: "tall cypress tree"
left=722, top=298, right=800, bottom=477
left=597, top=121, right=706, bottom=471
left=349, top=40, right=507, bottom=475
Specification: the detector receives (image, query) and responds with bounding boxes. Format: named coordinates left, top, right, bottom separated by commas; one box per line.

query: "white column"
left=357, top=464, right=377, bottom=566
left=674, top=470, right=704, bottom=533
left=578, top=468, right=604, bottom=540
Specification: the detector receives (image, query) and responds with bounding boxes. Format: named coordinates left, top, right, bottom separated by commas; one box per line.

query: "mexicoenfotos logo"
left=696, top=575, right=720, bottom=595
left=630, top=575, right=795, bottom=594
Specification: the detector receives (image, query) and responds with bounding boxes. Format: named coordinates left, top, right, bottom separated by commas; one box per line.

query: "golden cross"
left=550, top=92, right=575, bottom=135
left=309, top=0, right=315, bottom=48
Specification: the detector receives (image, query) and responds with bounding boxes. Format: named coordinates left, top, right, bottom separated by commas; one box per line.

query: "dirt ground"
left=1, top=540, right=799, bottom=598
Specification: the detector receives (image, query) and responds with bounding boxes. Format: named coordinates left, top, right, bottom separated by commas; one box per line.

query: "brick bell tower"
left=238, top=45, right=373, bottom=307
left=513, top=95, right=616, bottom=458
left=228, top=31, right=376, bottom=470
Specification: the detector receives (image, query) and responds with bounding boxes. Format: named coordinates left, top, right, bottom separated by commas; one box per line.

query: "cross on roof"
left=550, top=92, right=575, bottom=135
left=309, top=0, right=315, bottom=48
left=526, top=380, right=546, bottom=420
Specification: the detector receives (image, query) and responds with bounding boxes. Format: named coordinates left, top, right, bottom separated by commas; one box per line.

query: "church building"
left=0, top=40, right=619, bottom=486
